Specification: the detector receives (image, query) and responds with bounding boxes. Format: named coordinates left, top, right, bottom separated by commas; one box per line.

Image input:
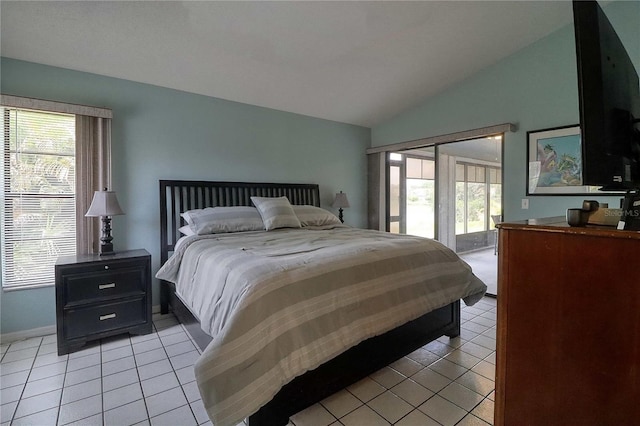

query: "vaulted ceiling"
left=0, top=1, right=576, bottom=127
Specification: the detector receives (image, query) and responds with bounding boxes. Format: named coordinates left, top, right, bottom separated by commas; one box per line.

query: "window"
left=455, top=162, right=500, bottom=235
left=2, top=108, right=76, bottom=289
left=406, top=156, right=435, bottom=238
left=1, top=95, right=113, bottom=290
left=466, top=165, right=486, bottom=233
left=489, top=167, right=502, bottom=227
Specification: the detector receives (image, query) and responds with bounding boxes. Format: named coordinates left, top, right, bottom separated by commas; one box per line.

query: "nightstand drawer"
left=64, top=297, right=147, bottom=340
left=63, top=267, right=146, bottom=305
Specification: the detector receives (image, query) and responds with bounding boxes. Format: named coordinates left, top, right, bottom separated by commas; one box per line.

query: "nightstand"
left=55, top=249, right=152, bottom=355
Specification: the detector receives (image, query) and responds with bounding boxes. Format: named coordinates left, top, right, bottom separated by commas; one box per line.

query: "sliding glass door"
left=386, top=136, right=502, bottom=295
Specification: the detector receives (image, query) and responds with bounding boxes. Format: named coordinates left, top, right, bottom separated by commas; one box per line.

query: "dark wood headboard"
left=159, top=180, right=321, bottom=265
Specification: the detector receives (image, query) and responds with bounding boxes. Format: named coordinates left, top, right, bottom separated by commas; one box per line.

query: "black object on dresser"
left=55, top=249, right=152, bottom=355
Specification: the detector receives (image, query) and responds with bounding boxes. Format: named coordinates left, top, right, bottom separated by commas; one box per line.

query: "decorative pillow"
left=293, top=205, right=341, bottom=227
left=182, top=206, right=265, bottom=235
left=250, top=196, right=301, bottom=231
left=179, top=225, right=195, bottom=236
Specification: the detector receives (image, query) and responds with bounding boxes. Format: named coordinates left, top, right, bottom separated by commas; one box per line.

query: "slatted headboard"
left=159, top=180, right=321, bottom=265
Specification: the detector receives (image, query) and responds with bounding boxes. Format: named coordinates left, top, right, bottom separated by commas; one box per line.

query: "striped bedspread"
left=156, top=226, right=486, bottom=426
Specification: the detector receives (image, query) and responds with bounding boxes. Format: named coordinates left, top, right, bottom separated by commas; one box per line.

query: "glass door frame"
left=386, top=153, right=406, bottom=233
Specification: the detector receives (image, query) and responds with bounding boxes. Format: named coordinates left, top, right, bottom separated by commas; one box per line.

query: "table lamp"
left=331, top=191, right=350, bottom=224
left=85, top=188, right=125, bottom=255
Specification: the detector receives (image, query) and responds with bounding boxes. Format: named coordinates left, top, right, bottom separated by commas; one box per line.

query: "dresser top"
left=56, top=249, right=150, bottom=266
left=497, top=216, right=640, bottom=240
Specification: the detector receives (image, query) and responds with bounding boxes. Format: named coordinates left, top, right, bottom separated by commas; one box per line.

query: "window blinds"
left=2, top=108, right=77, bottom=289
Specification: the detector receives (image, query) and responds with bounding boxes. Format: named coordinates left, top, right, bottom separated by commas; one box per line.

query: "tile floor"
left=0, top=297, right=497, bottom=426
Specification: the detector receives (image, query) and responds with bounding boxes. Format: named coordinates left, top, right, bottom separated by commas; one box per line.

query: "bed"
left=157, top=179, right=486, bottom=426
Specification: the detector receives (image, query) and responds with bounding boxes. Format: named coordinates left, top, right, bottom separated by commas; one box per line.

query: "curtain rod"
left=367, top=123, right=517, bottom=154
left=1, top=94, right=112, bottom=119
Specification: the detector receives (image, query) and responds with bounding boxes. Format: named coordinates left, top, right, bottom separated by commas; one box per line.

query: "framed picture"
left=526, top=124, right=602, bottom=195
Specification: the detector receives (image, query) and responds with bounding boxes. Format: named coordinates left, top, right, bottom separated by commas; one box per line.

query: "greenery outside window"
left=456, top=162, right=501, bottom=235
left=2, top=108, right=76, bottom=289
left=406, top=156, right=435, bottom=238
left=1, top=95, right=112, bottom=291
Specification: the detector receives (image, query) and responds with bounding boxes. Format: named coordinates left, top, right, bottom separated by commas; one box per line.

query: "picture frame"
left=526, top=124, right=603, bottom=195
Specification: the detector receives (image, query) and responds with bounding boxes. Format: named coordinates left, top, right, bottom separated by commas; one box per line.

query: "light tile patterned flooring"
left=0, top=297, right=496, bottom=426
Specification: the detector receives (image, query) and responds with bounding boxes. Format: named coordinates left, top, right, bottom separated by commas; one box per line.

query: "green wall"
left=0, top=58, right=370, bottom=334
left=372, top=0, right=639, bottom=222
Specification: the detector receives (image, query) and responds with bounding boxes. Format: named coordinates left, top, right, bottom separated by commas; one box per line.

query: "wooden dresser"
left=495, top=217, right=640, bottom=425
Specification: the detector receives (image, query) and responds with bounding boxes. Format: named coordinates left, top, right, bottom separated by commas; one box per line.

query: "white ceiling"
left=0, top=1, right=575, bottom=128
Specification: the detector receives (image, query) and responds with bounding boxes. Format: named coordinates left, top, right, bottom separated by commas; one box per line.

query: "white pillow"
left=250, top=196, right=301, bottom=231
left=181, top=211, right=195, bottom=225
left=179, top=225, right=194, bottom=236
left=181, top=206, right=265, bottom=235
left=293, top=205, right=341, bottom=227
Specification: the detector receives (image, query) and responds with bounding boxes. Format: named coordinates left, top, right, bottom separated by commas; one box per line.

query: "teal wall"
left=0, top=58, right=370, bottom=334
left=2, top=0, right=638, bottom=335
left=372, top=1, right=639, bottom=222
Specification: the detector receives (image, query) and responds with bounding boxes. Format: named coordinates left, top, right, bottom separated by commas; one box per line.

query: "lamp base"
left=99, top=243, right=116, bottom=256
left=99, top=216, right=116, bottom=256
left=338, top=208, right=344, bottom=224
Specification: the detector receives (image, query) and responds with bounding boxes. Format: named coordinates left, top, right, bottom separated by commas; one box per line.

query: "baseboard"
left=1, top=304, right=163, bottom=344
left=1, top=325, right=56, bottom=344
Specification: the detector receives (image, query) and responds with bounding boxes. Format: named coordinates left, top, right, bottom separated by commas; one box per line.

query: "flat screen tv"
left=573, top=0, right=640, bottom=189
left=573, top=0, right=640, bottom=229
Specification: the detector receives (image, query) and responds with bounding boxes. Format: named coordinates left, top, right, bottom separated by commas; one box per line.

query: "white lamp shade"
left=85, top=190, right=125, bottom=217
left=332, top=191, right=350, bottom=209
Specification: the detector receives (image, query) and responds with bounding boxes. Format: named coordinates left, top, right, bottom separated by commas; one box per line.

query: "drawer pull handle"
left=99, top=313, right=116, bottom=321
left=99, top=283, right=116, bottom=290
